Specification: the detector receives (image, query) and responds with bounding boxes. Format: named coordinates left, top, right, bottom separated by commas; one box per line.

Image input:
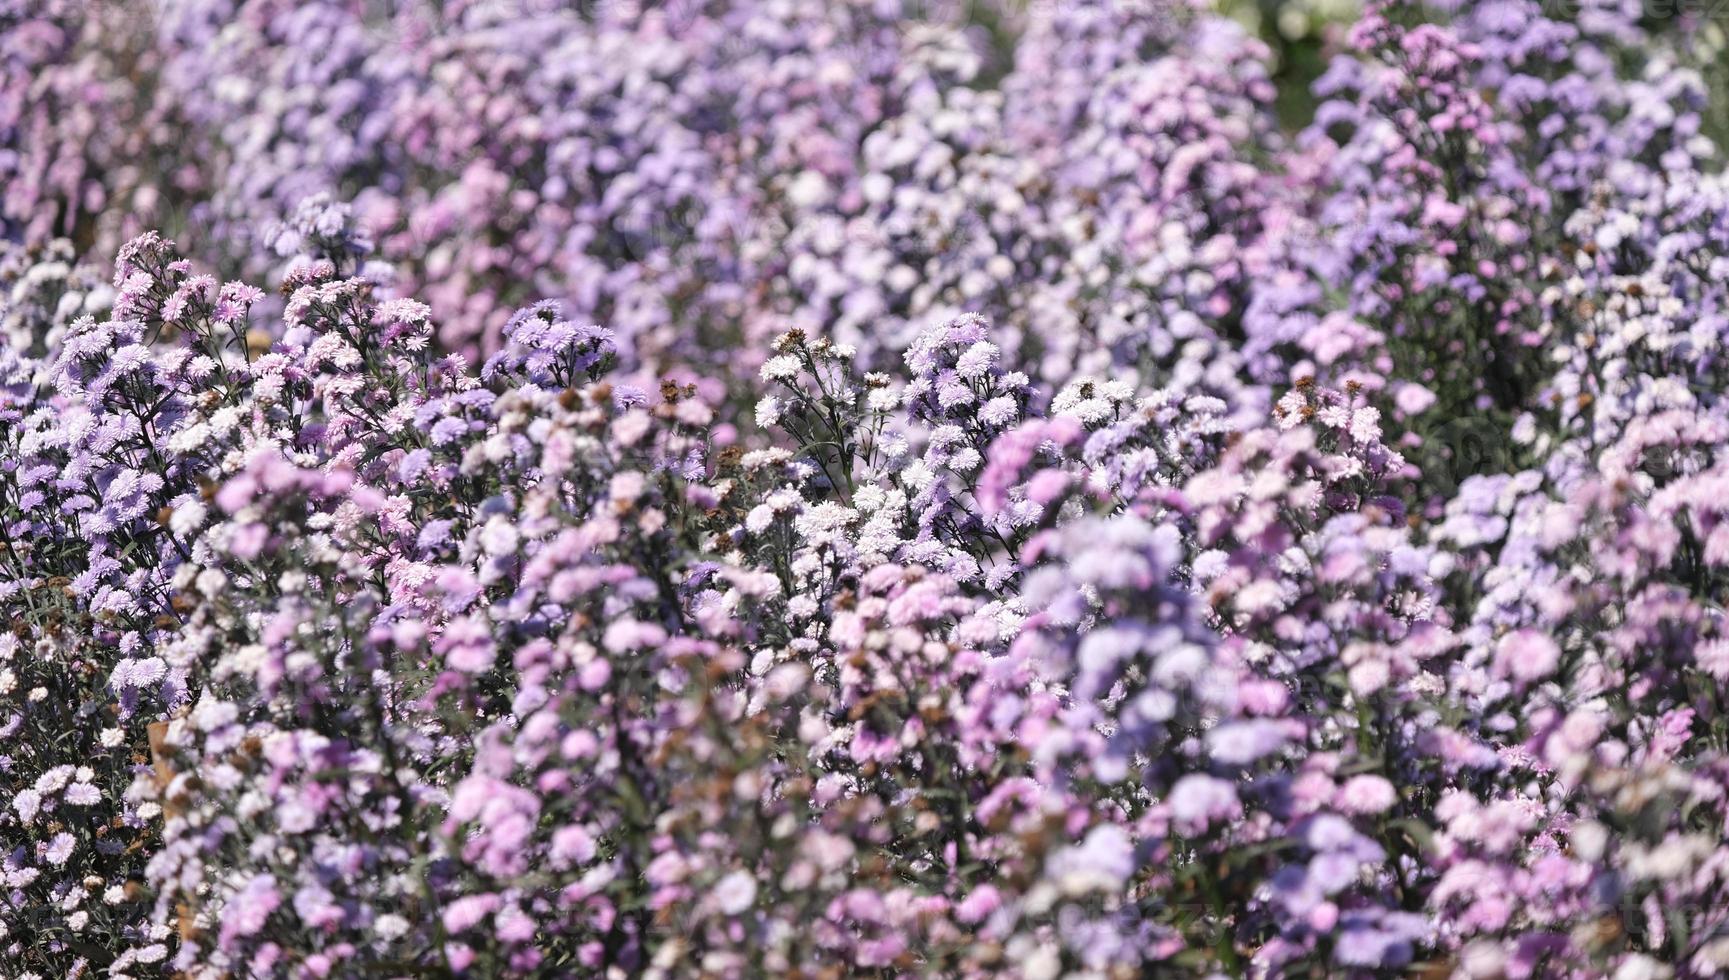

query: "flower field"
left=5, top=0, right=1729, bottom=976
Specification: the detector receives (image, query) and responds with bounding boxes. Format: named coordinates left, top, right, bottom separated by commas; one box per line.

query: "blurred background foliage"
left=1670, top=19, right=1729, bottom=154
left=1221, top=0, right=1361, bottom=130
left=1220, top=0, right=1729, bottom=151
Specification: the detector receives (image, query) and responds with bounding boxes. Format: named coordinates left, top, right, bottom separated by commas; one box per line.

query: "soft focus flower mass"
left=6, top=0, right=1729, bottom=976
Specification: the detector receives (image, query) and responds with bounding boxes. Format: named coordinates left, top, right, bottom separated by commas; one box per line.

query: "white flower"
left=479, top=517, right=520, bottom=556
left=168, top=422, right=211, bottom=454
left=1348, top=406, right=1381, bottom=442
left=13, top=789, right=41, bottom=824
left=861, top=172, right=893, bottom=204
left=745, top=505, right=776, bottom=535
left=786, top=170, right=830, bottom=208
left=374, top=914, right=411, bottom=941
left=754, top=395, right=782, bottom=428
left=739, top=448, right=792, bottom=470
left=712, top=871, right=756, bottom=916
left=793, top=502, right=857, bottom=543
left=954, top=341, right=999, bottom=379
left=760, top=355, right=800, bottom=382
left=169, top=499, right=207, bottom=537
left=207, top=406, right=243, bottom=436
left=1021, top=944, right=1061, bottom=980
left=196, top=568, right=228, bottom=598
left=135, top=944, right=168, bottom=964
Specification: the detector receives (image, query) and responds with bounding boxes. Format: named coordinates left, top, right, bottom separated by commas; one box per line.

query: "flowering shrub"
left=6, top=0, right=1729, bottom=977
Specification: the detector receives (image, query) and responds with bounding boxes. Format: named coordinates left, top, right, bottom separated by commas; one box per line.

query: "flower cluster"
left=1, top=0, right=1290, bottom=397
left=7, top=0, right=1729, bottom=977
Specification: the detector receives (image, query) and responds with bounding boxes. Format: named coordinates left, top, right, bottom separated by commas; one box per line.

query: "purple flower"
left=1169, top=774, right=1243, bottom=834
left=221, top=875, right=282, bottom=948
left=42, top=832, right=75, bottom=866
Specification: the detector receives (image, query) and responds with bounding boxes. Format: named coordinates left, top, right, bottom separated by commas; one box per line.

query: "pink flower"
left=1335, top=775, right=1398, bottom=815
left=1492, top=629, right=1562, bottom=684
left=441, top=894, right=501, bottom=934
